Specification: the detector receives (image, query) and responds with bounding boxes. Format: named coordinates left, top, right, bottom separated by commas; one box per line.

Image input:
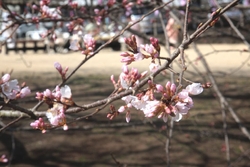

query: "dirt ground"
left=0, top=43, right=250, bottom=167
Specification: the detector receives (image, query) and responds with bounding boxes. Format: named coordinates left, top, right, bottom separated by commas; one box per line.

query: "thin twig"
left=166, top=118, right=174, bottom=167
left=176, top=0, right=190, bottom=92
left=0, top=116, right=23, bottom=132
left=220, top=101, right=231, bottom=166
left=214, top=0, right=250, bottom=50
left=193, top=42, right=250, bottom=141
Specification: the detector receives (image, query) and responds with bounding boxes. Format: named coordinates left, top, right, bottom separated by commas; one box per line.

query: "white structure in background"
left=72, top=0, right=99, bottom=6
left=1, top=6, right=17, bottom=48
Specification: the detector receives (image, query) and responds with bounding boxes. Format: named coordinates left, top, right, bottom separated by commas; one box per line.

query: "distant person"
left=165, top=15, right=181, bottom=48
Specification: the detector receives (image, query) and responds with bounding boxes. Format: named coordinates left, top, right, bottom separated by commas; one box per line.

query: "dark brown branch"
left=0, top=102, right=37, bottom=120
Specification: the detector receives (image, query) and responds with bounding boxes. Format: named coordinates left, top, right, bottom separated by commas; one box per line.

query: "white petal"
left=60, top=85, right=72, bottom=98
left=186, top=83, right=203, bottom=95
left=172, top=112, right=183, bottom=122
left=162, top=114, right=168, bottom=123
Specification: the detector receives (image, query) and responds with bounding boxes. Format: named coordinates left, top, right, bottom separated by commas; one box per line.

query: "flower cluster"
left=31, top=85, right=73, bottom=132
left=36, top=84, right=73, bottom=105
left=30, top=62, right=74, bottom=132
left=120, top=36, right=160, bottom=65
left=40, top=0, right=60, bottom=19
left=82, top=34, right=96, bottom=55
left=110, top=65, right=147, bottom=91
left=109, top=77, right=203, bottom=123
left=0, top=74, right=31, bottom=100
left=69, top=34, right=96, bottom=56
left=30, top=118, right=46, bottom=133
left=119, top=65, right=147, bottom=89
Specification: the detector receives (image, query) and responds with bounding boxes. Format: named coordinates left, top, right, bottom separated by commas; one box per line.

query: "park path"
left=0, top=43, right=249, bottom=77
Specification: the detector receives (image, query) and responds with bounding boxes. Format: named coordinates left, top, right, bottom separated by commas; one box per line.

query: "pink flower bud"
left=36, top=92, right=43, bottom=100
left=122, top=65, right=129, bottom=74
left=54, top=62, right=62, bottom=73
left=170, top=83, right=176, bottom=93
left=30, top=122, right=38, bottom=128
left=118, top=106, right=125, bottom=113
left=120, top=52, right=129, bottom=57
left=43, top=89, right=52, bottom=97
left=156, top=84, right=163, bottom=92
left=20, top=87, right=31, bottom=98
left=2, top=74, right=10, bottom=83
left=121, top=57, right=133, bottom=64
left=165, top=81, right=171, bottom=89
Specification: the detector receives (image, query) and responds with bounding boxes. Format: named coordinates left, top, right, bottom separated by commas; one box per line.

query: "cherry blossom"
left=150, top=37, right=160, bottom=52
left=54, top=62, right=63, bottom=73
left=118, top=100, right=133, bottom=123
left=141, top=100, right=162, bottom=117
left=120, top=52, right=136, bottom=65
left=33, top=85, right=73, bottom=131
left=140, top=44, right=159, bottom=59
left=82, top=34, right=96, bottom=55
left=30, top=118, right=46, bottom=133
left=0, top=75, right=30, bottom=100
left=0, top=154, right=8, bottom=163
left=1, top=79, right=20, bottom=99
left=119, top=65, right=147, bottom=89
left=46, top=103, right=67, bottom=128
left=1, top=74, right=10, bottom=83
left=54, top=62, right=69, bottom=80
left=117, top=81, right=203, bottom=123
left=20, top=87, right=31, bottom=98
left=60, top=85, right=72, bottom=99
left=186, top=83, right=204, bottom=95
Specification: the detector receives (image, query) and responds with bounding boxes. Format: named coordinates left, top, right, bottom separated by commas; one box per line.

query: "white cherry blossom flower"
left=172, top=111, right=183, bottom=122
left=142, top=100, right=161, bottom=117
left=1, top=79, right=20, bottom=99
left=60, top=85, right=72, bottom=99
left=46, top=103, right=66, bottom=126
left=186, top=83, right=203, bottom=95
